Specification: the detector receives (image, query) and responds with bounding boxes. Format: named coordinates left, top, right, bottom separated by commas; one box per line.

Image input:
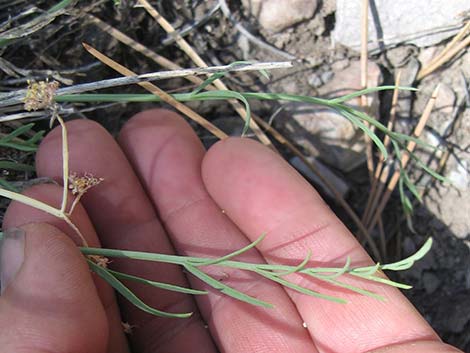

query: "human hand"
left=0, top=109, right=462, bottom=353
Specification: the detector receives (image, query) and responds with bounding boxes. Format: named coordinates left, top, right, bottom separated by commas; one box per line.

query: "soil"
left=0, top=0, right=469, bottom=350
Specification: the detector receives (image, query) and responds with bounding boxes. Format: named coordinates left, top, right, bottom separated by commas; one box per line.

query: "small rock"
left=308, top=72, right=323, bottom=88
left=318, top=60, right=382, bottom=98
left=243, top=0, right=318, bottom=32
left=385, top=45, right=418, bottom=68
left=331, top=59, right=350, bottom=71
left=289, top=155, right=350, bottom=198
left=279, top=60, right=382, bottom=172
left=321, top=71, right=334, bottom=84
left=435, top=84, right=456, bottom=116
left=279, top=105, right=365, bottom=171
left=447, top=160, right=469, bottom=191
left=333, top=0, right=469, bottom=52
left=399, top=57, right=421, bottom=86
left=308, top=70, right=334, bottom=88
left=422, top=271, right=441, bottom=294
left=461, top=51, right=470, bottom=78
left=418, top=46, right=441, bottom=67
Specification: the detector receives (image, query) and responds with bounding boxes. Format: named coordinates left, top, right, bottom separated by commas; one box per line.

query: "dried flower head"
left=24, top=80, right=59, bottom=111
left=121, top=321, right=136, bottom=335
left=87, top=255, right=111, bottom=268
left=69, top=172, right=104, bottom=195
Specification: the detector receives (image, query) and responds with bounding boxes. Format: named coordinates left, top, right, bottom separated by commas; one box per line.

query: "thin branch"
left=362, top=71, right=402, bottom=227
left=360, top=0, right=375, bottom=186
left=161, top=3, right=222, bottom=46
left=137, top=0, right=276, bottom=149
left=82, top=43, right=228, bottom=140
left=217, top=0, right=296, bottom=60
left=0, top=61, right=293, bottom=108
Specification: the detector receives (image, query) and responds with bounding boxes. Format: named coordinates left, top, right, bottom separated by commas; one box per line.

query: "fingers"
left=0, top=223, right=107, bottom=353
left=118, top=109, right=318, bottom=353
left=36, top=119, right=216, bottom=353
left=3, top=184, right=129, bottom=353
left=201, top=138, right=446, bottom=352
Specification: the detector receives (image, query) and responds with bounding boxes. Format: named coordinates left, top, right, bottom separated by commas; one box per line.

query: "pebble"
left=279, top=60, right=382, bottom=172
left=385, top=45, right=419, bottom=68
left=242, top=0, right=318, bottom=32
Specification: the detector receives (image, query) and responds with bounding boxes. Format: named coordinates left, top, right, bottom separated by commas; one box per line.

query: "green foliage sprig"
left=81, top=236, right=433, bottom=318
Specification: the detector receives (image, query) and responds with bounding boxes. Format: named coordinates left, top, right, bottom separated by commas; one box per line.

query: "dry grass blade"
left=82, top=43, right=228, bottom=140
left=362, top=70, right=402, bottom=227
left=86, top=14, right=202, bottom=87
left=136, top=0, right=275, bottom=149
left=0, top=62, right=292, bottom=109
left=367, top=85, right=440, bottom=232
left=218, top=0, right=296, bottom=60
left=360, top=0, right=375, bottom=187
left=417, top=21, right=470, bottom=80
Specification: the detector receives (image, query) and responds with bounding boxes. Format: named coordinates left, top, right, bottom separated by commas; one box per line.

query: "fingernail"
left=0, top=228, right=25, bottom=295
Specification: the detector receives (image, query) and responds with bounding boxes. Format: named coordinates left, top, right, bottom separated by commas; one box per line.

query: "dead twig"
left=417, top=21, right=470, bottom=80
left=217, top=0, right=296, bottom=60
left=136, top=0, right=276, bottom=149
left=362, top=71, right=402, bottom=227
left=367, top=85, right=440, bottom=233
left=82, top=43, right=227, bottom=140
left=0, top=61, right=293, bottom=108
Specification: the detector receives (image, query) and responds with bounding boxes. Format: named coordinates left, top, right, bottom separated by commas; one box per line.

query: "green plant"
left=0, top=68, right=439, bottom=318
left=0, top=123, right=44, bottom=191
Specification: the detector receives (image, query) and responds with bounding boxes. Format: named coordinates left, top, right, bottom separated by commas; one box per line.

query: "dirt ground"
left=0, top=0, right=469, bottom=350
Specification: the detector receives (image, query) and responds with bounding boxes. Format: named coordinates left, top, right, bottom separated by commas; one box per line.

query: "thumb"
left=0, top=223, right=108, bottom=353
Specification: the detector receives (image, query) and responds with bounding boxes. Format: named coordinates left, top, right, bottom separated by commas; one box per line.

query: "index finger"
left=201, top=138, right=454, bottom=353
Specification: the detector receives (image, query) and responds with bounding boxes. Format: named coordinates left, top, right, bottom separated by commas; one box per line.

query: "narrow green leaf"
left=195, top=90, right=252, bottom=135
left=26, top=130, right=45, bottom=144
left=391, top=131, right=439, bottom=151
left=340, top=108, right=388, bottom=158
left=108, top=269, right=208, bottom=295
left=48, top=0, right=76, bottom=13
left=0, top=123, right=35, bottom=142
left=258, top=269, right=347, bottom=303
left=410, top=154, right=447, bottom=182
left=351, top=273, right=412, bottom=289
left=312, top=256, right=351, bottom=280
left=0, top=141, right=38, bottom=152
left=330, top=86, right=418, bottom=104
left=402, top=171, right=422, bottom=203
left=0, top=178, right=18, bottom=192
left=184, top=265, right=273, bottom=308
left=273, top=250, right=312, bottom=277
left=259, top=68, right=271, bottom=80
left=193, top=233, right=266, bottom=266
left=321, top=278, right=384, bottom=300
left=0, top=161, right=35, bottom=172
left=190, top=72, right=226, bottom=96
left=87, top=260, right=192, bottom=318
left=351, top=262, right=381, bottom=276
left=381, top=238, right=433, bottom=271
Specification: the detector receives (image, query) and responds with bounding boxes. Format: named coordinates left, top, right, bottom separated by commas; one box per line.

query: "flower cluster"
left=24, top=80, right=59, bottom=111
